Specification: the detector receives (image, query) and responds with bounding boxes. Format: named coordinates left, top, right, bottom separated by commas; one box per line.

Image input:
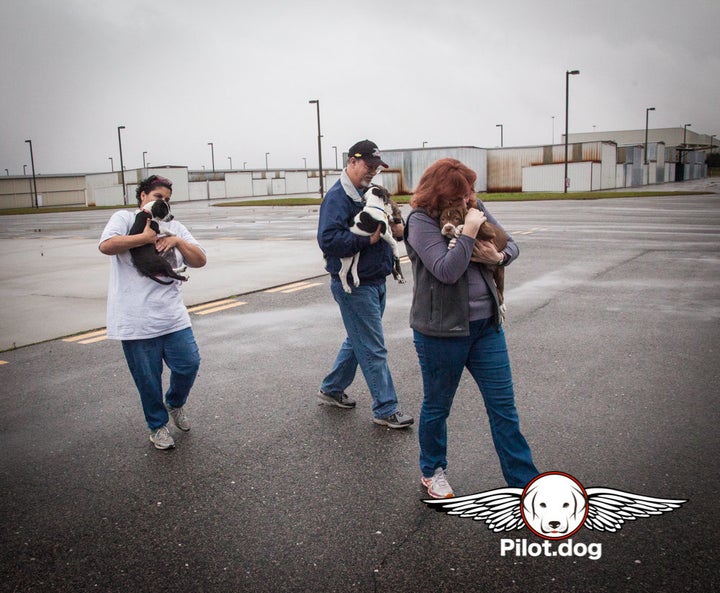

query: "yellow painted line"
left=0, top=360, right=8, bottom=365
left=265, top=281, right=314, bottom=293
left=187, top=298, right=239, bottom=313
left=194, top=301, right=247, bottom=315
left=63, top=329, right=107, bottom=342
left=280, top=282, right=323, bottom=294
left=79, top=335, right=109, bottom=344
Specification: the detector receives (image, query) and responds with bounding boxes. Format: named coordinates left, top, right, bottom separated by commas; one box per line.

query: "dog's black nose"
left=549, top=521, right=561, bottom=529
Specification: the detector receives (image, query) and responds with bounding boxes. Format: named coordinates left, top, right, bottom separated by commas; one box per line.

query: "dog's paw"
left=499, top=303, right=507, bottom=324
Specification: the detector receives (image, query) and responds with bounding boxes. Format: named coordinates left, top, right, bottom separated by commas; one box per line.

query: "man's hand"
left=390, top=219, right=404, bottom=240
left=368, top=224, right=383, bottom=245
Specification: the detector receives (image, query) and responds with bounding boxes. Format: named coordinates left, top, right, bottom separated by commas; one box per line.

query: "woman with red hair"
left=405, top=158, right=538, bottom=498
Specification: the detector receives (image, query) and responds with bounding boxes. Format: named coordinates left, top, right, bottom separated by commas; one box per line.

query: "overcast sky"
left=1, top=0, right=718, bottom=175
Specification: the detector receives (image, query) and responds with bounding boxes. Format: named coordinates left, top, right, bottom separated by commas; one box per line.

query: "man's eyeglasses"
left=361, top=160, right=383, bottom=176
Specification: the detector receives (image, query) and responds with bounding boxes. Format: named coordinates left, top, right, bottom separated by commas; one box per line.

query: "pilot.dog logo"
left=424, top=471, right=687, bottom=541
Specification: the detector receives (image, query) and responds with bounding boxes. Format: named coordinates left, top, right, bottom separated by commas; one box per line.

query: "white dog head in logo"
left=521, top=473, right=587, bottom=539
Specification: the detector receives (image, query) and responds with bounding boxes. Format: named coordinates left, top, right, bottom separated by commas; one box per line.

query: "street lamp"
left=552, top=116, right=555, bottom=144
left=265, top=152, right=270, bottom=171
left=25, top=139, right=38, bottom=208
left=332, top=145, right=338, bottom=169
left=422, top=141, right=428, bottom=148
left=496, top=124, right=504, bottom=147
left=644, top=107, right=655, bottom=165
left=243, top=161, right=247, bottom=169
left=4, top=169, right=8, bottom=176
left=302, top=157, right=307, bottom=168
left=117, top=126, right=127, bottom=204
left=208, top=142, right=215, bottom=172
left=228, top=156, right=233, bottom=170
left=142, top=151, right=147, bottom=168
left=564, top=69, right=580, bottom=193
left=683, top=123, right=692, bottom=146
left=710, top=135, right=716, bottom=153
left=308, top=99, right=324, bottom=198
left=23, top=164, right=27, bottom=176
left=108, top=157, right=114, bottom=171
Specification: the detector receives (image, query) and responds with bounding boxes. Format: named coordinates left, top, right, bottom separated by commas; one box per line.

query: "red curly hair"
left=410, top=158, right=478, bottom=219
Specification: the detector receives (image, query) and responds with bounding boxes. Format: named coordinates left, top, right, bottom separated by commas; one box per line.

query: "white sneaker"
left=167, top=406, right=190, bottom=431
left=150, top=425, right=175, bottom=449
left=421, top=467, right=454, bottom=499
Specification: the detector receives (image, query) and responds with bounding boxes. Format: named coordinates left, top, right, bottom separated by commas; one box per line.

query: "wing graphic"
left=585, top=488, right=688, bottom=532
left=423, top=488, right=524, bottom=532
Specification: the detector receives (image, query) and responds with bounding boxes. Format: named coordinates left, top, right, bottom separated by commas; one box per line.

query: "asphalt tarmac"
left=1, top=182, right=719, bottom=592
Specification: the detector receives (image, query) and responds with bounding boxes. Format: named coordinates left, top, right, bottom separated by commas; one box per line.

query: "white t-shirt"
left=99, top=209, right=205, bottom=340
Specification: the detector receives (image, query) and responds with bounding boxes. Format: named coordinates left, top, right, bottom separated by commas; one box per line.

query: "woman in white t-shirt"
left=99, top=175, right=207, bottom=450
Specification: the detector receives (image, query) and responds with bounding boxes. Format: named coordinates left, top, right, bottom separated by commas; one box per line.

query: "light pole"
left=496, top=124, right=503, bottom=147
left=644, top=107, right=655, bottom=165
left=332, top=145, right=338, bottom=169
left=23, top=164, right=27, bottom=175
left=243, top=161, right=247, bottom=169
left=552, top=116, right=555, bottom=144
left=108, top=157, right=114, bottom=171
left=117, top=126, right=127, bottom=204
left=683, top=123, right=692, bottom=146
left=4, top=169, right=8, bottom=176
left=228, top=156, right=233, bottom=170
left=208, top=142, right=215, bottom=173
left=710, top=135, right=716, bottom=153
left=308, top=99, right=324, bottom=198
left=25, top=139, right=38, bottom=208
left=564, top=69, right=580, bottom=193
left=142, top=151, right=147, bottom=168
left=265, top=152, right=270, bottom=171
left=302, top=157, right=307, bottom=168
left=422, top=141, right=428, bottom=148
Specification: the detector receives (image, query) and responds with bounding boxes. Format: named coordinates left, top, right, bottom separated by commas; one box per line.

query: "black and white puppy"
left=339, top=185, right=405, bottom=293
left=129, top=199, right=188, bottom=285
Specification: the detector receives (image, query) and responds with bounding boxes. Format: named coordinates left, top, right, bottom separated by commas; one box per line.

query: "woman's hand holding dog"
left=471, top=240, right=503, bottom=265
left=461, top=211, right=503, bottom=265
left=462, top=209, right=486, bottom=238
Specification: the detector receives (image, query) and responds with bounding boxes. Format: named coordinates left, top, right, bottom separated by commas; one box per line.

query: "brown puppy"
left=439, top=206, right=508, bottom=307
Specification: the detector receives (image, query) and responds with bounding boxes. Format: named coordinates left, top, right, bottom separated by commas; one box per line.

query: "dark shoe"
left=373, top=411, right=414, bottom=429
left=317, top=389, right=356, bottom=409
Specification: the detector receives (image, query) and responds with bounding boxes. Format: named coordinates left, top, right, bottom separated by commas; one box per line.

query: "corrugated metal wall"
left=372, top=146, right=488, bottom=193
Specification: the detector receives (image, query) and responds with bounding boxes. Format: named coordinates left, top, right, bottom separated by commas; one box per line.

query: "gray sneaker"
left=421, top=467, right=454, bottom=499
left=317, top=389, right=356, bottom=409
left=373, top=411, right=414, bottom=429
left=168, top=405, right=190, bottom=431
left=150, top=425, right=175, bottom=449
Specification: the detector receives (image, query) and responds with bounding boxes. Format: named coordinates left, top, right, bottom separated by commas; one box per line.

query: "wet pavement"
left=1, top=180, right=719, bottom=592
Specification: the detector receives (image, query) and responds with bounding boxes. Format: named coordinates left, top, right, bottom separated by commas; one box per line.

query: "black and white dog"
left=129, top=199, right=188, bottom=285
left=339, top=185, right=405, bottom=293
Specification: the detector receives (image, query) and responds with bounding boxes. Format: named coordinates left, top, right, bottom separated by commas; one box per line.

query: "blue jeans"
left=321, top=279, right=398, bottom=418
left=122, top=327, right=201, bottom=430
left=413, top=318, right=538, bottom=488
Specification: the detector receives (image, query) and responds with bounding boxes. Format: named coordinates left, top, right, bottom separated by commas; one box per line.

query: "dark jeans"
left=413, top=318, right=538, bottom=488
left=122, top=327, right=200, bottom=429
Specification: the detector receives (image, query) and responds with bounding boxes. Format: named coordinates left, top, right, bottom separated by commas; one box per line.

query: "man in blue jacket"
left=316, top=140, right=413, bottom=429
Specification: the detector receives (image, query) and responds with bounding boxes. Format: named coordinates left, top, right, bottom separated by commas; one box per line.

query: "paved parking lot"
left=1, top=183, right=719, bottom=592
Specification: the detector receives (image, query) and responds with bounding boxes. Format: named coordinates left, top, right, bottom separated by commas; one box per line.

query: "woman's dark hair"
left=135, top=175, right=173, bottom=205
left=410, top=158, right=477, bottom=218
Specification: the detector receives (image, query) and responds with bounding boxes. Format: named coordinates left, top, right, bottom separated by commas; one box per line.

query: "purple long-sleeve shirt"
left=406, top=208, right=518, bottom=322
